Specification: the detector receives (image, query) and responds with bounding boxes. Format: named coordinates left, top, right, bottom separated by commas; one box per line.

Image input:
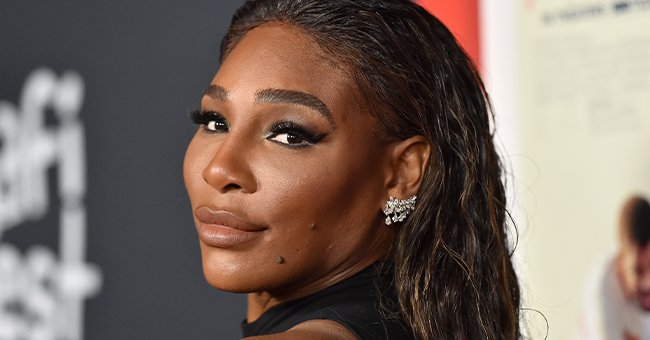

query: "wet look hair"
left=221, top=0, right=521, bottom=339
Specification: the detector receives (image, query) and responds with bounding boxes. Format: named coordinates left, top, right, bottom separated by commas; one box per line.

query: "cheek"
left=259, top=152, right=338, bottom=227
left=258, top=147, right=382, bottom=250
left=266, top=148, right=346, bottom=202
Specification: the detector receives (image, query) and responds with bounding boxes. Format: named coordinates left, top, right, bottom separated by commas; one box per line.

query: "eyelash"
left=267, top=121, right=325, bottom=148
left=189, top=109, right=325, bottom=148
left=190, top=109, right=229, bottom=133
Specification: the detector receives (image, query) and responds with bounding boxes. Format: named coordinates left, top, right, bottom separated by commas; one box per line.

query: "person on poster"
left=579, top=196, right=650, bottom=340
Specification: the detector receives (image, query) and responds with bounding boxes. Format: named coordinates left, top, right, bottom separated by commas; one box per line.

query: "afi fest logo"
left=0, top=68, right=102, bottom=340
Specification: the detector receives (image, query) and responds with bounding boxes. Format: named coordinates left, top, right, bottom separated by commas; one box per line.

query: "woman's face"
left=184, top=24, right=393, bottom=297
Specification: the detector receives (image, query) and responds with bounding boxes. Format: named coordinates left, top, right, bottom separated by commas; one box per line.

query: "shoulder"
left=243, top=320, right=357, bottom=340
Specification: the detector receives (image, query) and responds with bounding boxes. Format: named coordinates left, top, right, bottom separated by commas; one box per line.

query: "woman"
left=183, top=0, right=521, bottom=339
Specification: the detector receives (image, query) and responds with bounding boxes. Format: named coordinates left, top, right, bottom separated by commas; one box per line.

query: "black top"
left=241, top=263, right=413, bottom=339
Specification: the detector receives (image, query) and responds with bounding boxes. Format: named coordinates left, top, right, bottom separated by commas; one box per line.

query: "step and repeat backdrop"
left=0, top=1, right=244, bottom=339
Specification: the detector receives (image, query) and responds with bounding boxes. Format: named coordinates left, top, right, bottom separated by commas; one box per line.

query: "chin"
left=200, top=250, right=254, bottom=292
left=203, top=270, right=257, bottom=293
left=199, top=245, right=284, bottom=293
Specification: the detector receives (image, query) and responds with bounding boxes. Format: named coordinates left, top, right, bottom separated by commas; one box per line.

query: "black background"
left=0, top=1, right=247, bottom=339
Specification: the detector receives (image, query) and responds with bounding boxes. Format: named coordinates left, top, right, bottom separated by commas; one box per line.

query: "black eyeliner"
left=189, top=109, right=217, bottom=125
left=189, top=109, right=229, bottom=132
left=267, top=121, right=326, bottom=146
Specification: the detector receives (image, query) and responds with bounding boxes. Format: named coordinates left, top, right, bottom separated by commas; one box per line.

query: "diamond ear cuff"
left=383, top=196, right=417, bottom=225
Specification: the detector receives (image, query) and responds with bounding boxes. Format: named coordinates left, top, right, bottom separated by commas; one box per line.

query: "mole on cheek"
left=276, top=256, right=286, bottom=264
left=309, top=223, right=316, bottom=230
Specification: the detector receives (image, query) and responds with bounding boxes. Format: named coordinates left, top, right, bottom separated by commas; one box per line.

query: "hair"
left=628, top=197, right=650, bottom=247
left=221, top=1, right=521, bottom=339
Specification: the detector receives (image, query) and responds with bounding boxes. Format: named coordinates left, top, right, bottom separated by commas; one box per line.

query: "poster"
left=518, top=0, right=650, bottom=338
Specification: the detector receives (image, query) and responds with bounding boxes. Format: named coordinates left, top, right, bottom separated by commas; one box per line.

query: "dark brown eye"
left=270, top=132, right=306, bottom=145
left=206, top=119, right=228, bottom=132
left=267, top=121, right=325, bottom=148
left=190, top=110, right=229, bottom=133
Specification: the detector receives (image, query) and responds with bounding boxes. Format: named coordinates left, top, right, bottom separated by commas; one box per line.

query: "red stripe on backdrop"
left=415, top=0, right=481, bottom=66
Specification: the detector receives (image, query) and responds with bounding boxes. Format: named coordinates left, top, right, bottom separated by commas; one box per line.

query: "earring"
left=383, top=196, right=417, bottom=225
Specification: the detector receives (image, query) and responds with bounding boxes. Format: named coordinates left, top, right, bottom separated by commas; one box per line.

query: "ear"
left=384, top=135, right=431, bottom=199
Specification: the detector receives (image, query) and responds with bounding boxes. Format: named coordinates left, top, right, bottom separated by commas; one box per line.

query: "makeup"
left=265, top=120, right=326, bottom=148
left=189, top=109, right=229, bottom=133
left=190, top=109, right=325, bottom=148
left=195, top=206, right=266, bottom=248
left=183, top=24, right=391, bottom=298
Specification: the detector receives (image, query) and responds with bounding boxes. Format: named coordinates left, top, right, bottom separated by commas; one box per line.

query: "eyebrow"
left=202, top=85, right=229, bottom=101
left=202, top=85, right=336, bottom=128
left=255, top=88, right=334, bottom=125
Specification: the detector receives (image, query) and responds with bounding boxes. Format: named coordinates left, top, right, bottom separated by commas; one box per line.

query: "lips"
left=194, top=206, right=266, bottom=248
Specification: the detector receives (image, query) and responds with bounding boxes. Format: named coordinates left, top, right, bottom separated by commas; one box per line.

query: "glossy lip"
left=195, top=206, right=266, bottom=248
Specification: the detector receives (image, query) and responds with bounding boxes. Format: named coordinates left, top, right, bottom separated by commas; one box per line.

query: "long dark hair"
left=221, top=1, right=520, bottom=339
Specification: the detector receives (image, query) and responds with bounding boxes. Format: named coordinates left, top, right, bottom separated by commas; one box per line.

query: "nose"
left=201, top=136, right=257, bottom=194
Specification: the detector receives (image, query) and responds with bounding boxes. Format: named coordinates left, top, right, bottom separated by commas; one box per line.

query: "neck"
left=246, top=250, right=391, bottom=322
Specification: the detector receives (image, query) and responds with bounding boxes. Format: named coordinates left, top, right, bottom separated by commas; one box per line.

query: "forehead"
left=212, top=24, right=360, bottom=112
